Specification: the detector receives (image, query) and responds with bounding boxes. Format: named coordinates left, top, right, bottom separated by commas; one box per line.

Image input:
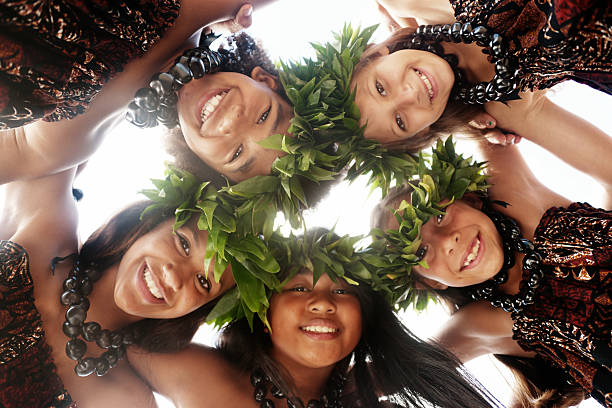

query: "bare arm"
left=433, top=302, right=532, bottom=362
left=127, top=345, right=253, bottom=408
left=376, top=0, right=455, bottom=26
left=485, top=92, right=612, bottom=207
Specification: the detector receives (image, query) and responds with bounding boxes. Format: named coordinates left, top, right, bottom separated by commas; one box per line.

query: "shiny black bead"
left=254, top=386, right=266, bottom=402
left=491, top=299, right=503, bottom=308
left=149, top=72, right=175, bottom=96
left=460, top=23, right=473, bottom=43
left=63, top=277, right=79, bottom=291
left=126, top=102, right=148, bottom=127
left=134, top=88, right=160, bottom=112
left=532, top=269, right=545, bottom=280
left=82, top=322, right=102, bottom=342
left=522, top=293, right=535, bottom=305
left=160, top=91, right=178, bottom=107
left=472, top=26, right=489, bottom=45
left=103, top=350, right=119, bottom=368
left=491, top=44, right=504, bottom=58
left=287, top=400, right=298, bottom=408
left=523, top=252, right=543, bottom=269
left=307, top=400, right=323, bottom=408
left=110, top=332, right=123, bottom=348
left=440, top=24, right=452, bottom=41
left=62, top=321, right=82, bottom=338
left=84, top=267, right=101, bottom=282
left=493, top=270, right=508, bottom=285
left=410, top=36, right=424, bottom=48
left=260, top=399, right=274, bottom=408
left=450, top=22, right=462, bottom=42
left=516, top=238, right=534, bottom=252
left=169, top=63, right=192, bottom=85
left=189, top=56, right=206, bottom=78
left=271, top=386, right=284, bottom=398
left=251, top=370, right=265, bottom=386
left=177, top=55, right=190, bottom=66
left=432, top=25, right=443, bottom=36
left=61, top=290, right=81, bottom=306
left=495, top=58, right=513, bottom=79
left=527, top=275, right=541, bottom=288
left=66, top=305, right=86, bottom=325
left=75, top=357, right=96, bottom=377
left=79, top=276, right=92, bottom=296
left=416, top=25, right=426, bottom=36
left=424, top=25, right=434, bottom=36
left=75, top=297, right=90, bottom=312
left=122, top=332, right=135, bottom=345
left=66, top=338, right=87, bottom=360
left=490, top=33, right=503, bottom=46
left=96, top=330, right=112, bottom=349
left=485, top=82, right=498, bottom=100
left=95, top=358, right=110, bottom=376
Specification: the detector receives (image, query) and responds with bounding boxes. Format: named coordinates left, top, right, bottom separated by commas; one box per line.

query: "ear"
left=250, top=66, right=280, bottom=90
left=416, top=277, right=448, bottom=290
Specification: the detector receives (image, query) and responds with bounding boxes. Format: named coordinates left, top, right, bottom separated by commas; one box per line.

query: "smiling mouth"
left=300, top=325, right=340, bottom=334
left=414, top=69, right=434, bottom=102
left=143, top=264, right=164, bottom=300
left=461, top=234, right=481, bottom=270
left=200, top=89, right=229, bottom=124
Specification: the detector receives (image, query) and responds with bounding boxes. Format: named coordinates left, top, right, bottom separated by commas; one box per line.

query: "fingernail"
left=487, top=120, right=495, bottom=127
left=245, top=3, right=253, bottom=16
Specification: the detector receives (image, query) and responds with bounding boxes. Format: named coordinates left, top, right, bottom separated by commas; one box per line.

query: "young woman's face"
left=268, top=272, right=362, bottom=371
left=383, top=198, right=504, bottom=289
left=177, top=67, right=293, bottom=182
left=352, top=46, right=454, bottom=143
left=113, top=219, right=235, bottom=319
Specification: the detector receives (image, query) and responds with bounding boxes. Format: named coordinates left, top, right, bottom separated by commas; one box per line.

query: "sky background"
left=74, top=1, right=611, bottom=406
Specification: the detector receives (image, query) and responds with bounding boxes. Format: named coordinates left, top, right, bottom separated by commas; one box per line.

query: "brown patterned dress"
left=0, top=240, right=76, bottom=407
left=450, top=0, right=612, bottom=95
left=512, top=203, right=611, bottom=406
left=0, top=0, right=181, bottom=130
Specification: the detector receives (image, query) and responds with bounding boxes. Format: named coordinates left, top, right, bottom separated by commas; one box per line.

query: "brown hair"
left=353, top=28, right=484, bottom=152
left=79, top=201, right=218, bottom=353
left=371, top=185, right=585, bottom=407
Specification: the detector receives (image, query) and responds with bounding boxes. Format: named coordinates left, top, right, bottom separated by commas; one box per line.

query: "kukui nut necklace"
left=391, top=22, right=522, bottom=104
left=127, top=32, right=226, bottom=128
left=250, top=368, right=345, bottom=408
left=59, top=258, right=136, bottom=377
left=468, top=200, right=545, bottom=314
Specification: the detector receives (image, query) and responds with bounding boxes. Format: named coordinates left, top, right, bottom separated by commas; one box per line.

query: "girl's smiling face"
left=268, top=272, right=362, bottom=371
left=113, top=219, right=235, bottom=319
left=382, top=198, right=504, bottom=289
left=176, top=67, right=293, bottom=182
left=352, top=46, right=454, bottom=143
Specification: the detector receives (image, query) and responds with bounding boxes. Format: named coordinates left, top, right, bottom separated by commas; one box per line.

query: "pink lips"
left=299, top=318, right=341, bottom=341
left=196, top=88, right=229, bottom=127
left=460, top=233, right=484, bottom=272
left=416, top=67, right=438, bottom=103
left=137, top=261, right=166, bottom=305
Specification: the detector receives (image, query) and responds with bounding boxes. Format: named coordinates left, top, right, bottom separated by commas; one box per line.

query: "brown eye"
left=257, top=106, right=271, bottom=124
left=375, top=81, right=387, bottom=96
left=177, top=233, right=190, bottom=255
left=436, top=214, right=445, bottom=224
left=197, top=274, right=210, bottom=291
left=230, top=145, right=243, bottom=162
left=395, top=113, right=406, bottom=131
left=416, top=246, right=428, bottom=261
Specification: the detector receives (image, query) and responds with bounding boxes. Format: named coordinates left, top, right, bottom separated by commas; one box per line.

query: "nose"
left=308, top=292, right=336, bottom=314
left=394, top=85, right=418, bottom=108
left=438, top=229, right=460, bottom=256
left=216, top=104, right=243, bottom=137
left=161, top=262, right=187, bottom=292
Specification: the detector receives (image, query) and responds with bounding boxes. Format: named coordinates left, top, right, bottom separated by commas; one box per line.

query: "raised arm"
left=484, top=92, right=612, bottom=207
left=128, top=345, right=252, bottom=408
left=376, top=0, right=455, bottom=27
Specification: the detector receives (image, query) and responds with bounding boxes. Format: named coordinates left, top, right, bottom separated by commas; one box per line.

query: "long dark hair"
left=371, top=185, right=585, bottom=407
left=78, top=200, right=217, bottom=353
left=353, top=28, right=483, bottom=153
left=218, top=278, right=499, bottom=407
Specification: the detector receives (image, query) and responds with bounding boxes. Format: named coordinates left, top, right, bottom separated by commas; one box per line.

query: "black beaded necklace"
left=468, top=201, right=545, bottom=314
left=127, top=32, right=227, bottom=128
left=250, top=368, right=345, bottom=408
left=392, top=22, right=522, bottom=104
left=60, top=259, right=136, bottom=376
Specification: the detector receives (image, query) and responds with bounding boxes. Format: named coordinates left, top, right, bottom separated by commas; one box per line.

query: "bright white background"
left=75, top=1, right=610, bottom=406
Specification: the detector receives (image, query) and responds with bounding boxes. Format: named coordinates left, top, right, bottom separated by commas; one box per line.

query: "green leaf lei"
left=368, top=137, right=489, bottom=310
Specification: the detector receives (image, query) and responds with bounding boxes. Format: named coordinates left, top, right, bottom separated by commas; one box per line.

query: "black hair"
left=78, top=201, right=217, bottom=353
left=218, top=229, right=499, bottom=408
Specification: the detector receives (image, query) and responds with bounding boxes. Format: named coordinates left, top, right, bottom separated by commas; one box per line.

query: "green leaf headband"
left=370, top=137, right=489, bottom=310
left=273, top=23, right=421, bottom=197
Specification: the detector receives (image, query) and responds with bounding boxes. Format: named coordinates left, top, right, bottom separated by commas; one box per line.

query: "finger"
left=235, top=3, right=253, bottom=29
left=469, top=112, right=496, bottom=129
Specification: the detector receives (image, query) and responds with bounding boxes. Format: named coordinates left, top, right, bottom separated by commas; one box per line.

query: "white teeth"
left=463, top=238, right=480, bottom=267
left=200, top=91, right=228, bottom=123
left=144, top=266, right=163, bottom=299
left=415, top=69, right=434, bottom=101
left=301, top=326, right=339, bottom=334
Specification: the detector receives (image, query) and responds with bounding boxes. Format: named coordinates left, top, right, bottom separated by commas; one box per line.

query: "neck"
left=272, top=353, right=335, bottom=403
left=442, top=42, right=495, bottom=84
left=85, top=265, right=141, bottom=331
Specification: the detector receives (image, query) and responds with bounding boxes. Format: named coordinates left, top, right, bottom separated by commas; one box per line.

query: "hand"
left=376, top=1, right=418, bottom=32
left=207, top=3, right=253, bottom=34
left=469, top=112, right=522, bottom=146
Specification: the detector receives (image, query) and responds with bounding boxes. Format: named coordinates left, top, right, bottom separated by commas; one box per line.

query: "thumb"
left=468, top=112, right=496, bottom=130
left=235, top=3, right=253, bottom=30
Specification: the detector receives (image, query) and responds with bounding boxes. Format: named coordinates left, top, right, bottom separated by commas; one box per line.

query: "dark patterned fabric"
left=512, top=203, right=612, bottom=406
left=451, top=0, right=612, bottom=95
left=0, top=241, right=76, bottom=408
left=0, top=0, right=181, bottom=129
